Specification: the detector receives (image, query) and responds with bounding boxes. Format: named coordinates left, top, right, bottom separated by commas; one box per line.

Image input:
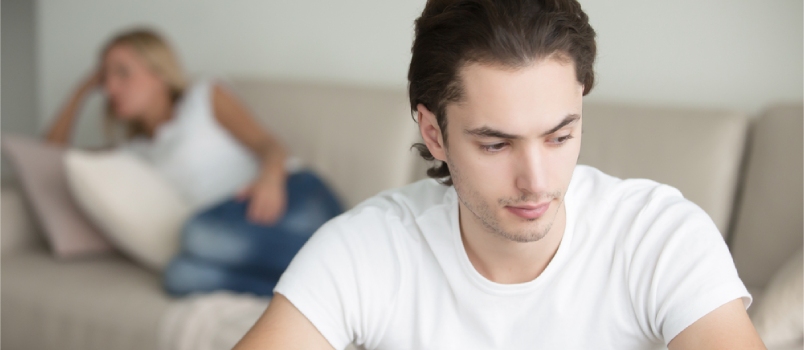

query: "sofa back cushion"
left=225, top=79, right=421, bottom=209
left=578, top=103, right=751, bottom=236
left=729, top=104, right=803, bottom=289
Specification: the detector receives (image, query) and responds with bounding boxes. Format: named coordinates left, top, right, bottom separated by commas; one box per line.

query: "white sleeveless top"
left=121, top=79, right=281, bottom=211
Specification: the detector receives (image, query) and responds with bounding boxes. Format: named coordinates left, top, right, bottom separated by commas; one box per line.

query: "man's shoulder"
left=312, top=178, right=452, bottom=245
left=348, top=178, right=453, bottom=221
left=279, top=179, right=449, bottom=309
left=570, top=165, right=719, bottom=250
left=570, top=165, right=707, bottom=239
left=571, top=165, right=685, bottom=209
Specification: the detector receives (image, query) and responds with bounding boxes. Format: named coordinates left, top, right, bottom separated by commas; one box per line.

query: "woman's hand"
left=237, top=175, right=287, bottom=225
left=78, top=68, right=103, bottom=95
left=45, top=68, right=104, bottom=145
left=211, top=82, right=290, bottom=225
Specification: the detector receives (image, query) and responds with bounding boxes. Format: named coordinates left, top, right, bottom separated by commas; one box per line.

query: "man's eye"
left=549, top=134, right=574, bottom=145
left=480, top=142, right=507, bottom=152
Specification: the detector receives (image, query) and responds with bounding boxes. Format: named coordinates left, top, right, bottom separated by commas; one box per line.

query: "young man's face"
left=420, top=57, right=584, bottom=242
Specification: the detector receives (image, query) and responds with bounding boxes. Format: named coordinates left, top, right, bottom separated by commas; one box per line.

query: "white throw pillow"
left=64, top=149, right=192, bottom=271
left=750, top=248, right=803, bottom=348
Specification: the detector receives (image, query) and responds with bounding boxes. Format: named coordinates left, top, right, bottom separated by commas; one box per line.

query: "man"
left=235, top=0, right=765, bottom=348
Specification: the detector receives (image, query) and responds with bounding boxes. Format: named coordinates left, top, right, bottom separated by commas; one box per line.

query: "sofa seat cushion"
left=1, top=249, right=175, bottom=350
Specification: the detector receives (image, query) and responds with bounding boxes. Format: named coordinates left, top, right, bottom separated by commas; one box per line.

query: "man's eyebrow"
left=463, top=126, right=521, bottom=140
left=540, top=114, right=580, bottom=137
left=463, top=114, right=581, bottom=140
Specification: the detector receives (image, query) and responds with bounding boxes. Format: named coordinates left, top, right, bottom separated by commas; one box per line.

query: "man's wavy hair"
left=408, top=0, right=597, bottom=185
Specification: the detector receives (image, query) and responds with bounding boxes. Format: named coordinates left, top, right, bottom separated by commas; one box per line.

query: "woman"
left=46, top=28, right=343, bottom=296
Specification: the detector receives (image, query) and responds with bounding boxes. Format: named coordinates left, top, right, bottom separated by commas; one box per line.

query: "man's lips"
left=505, top=202, right=551, bottom=220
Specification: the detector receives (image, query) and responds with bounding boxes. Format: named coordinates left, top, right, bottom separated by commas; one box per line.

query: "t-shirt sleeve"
left=625, top=185, right=751, bottom=346
left=273, top=207, right=402, bottom=349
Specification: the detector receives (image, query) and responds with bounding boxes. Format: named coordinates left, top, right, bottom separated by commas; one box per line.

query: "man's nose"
left=514, top=145, right=549, bottom=196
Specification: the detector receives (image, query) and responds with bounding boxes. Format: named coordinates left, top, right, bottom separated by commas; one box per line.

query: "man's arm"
left=668, top=298, right=766, bottom=350
left=233, top=293, right=335, bottom=350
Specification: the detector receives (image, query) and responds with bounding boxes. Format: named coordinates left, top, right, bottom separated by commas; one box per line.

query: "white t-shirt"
left=274, top=165, right=750, bottom=349
left=121, top=79, right=304, bottom=211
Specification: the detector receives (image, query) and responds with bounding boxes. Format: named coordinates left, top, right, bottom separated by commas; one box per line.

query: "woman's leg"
left=179, top=170, right=343, bottom=273
left=163, top=255, right=278, bottom=297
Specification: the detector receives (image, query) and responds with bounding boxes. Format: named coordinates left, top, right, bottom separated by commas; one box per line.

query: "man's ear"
left=417, top=104, right=447, bottom=162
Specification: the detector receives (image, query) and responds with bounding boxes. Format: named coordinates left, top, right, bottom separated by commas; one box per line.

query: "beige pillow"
left=1, top=134, right=114, bottom=257
left=750, top=248, right=803, bottom=348
left=64, top=149, right=191, bottom=271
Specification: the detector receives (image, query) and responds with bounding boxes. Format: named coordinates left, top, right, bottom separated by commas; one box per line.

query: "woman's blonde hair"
left=101, top=28, right=187, bottom=142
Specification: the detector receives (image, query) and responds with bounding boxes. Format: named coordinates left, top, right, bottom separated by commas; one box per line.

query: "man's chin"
left=492, top=219, right=551, bottom=243
left=496, top=230, right=550, bottom=243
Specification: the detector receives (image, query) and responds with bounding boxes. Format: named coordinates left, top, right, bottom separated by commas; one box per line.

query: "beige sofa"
left=2, top=79, right=801, bottom=349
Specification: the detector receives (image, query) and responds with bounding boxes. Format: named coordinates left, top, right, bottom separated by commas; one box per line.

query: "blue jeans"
left=163, top=170, right=343, bottom=297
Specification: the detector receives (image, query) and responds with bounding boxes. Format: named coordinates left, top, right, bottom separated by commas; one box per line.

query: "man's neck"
left=458, top=201, right=566, bottom=284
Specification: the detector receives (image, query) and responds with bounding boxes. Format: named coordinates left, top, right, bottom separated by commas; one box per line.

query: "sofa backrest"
left=579, top=103, right=751, bottom=236
left=729, top=104, right=803, bottom=290
left=226, top=79, right=421, bottom=209
left=227, top=78, right=754, bottom=236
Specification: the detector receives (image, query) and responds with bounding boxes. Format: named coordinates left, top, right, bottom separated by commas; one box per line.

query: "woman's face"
left=101, top=44, right=168, bottom=120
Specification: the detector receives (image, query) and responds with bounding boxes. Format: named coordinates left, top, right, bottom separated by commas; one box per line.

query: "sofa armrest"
left=2, top=182, right=45, bottom=255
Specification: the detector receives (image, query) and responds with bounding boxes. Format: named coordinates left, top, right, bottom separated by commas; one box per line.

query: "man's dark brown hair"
left=409, top=0, right=597, bottom=185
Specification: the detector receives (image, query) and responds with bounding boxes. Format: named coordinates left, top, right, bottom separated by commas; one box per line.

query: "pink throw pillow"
left=1, top=134, right=114, bottom=257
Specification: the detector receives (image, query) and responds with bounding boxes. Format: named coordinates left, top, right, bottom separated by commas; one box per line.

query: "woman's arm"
left=212, top=82, right=289, bottom=224
left=45, top=70, right=101, bottom=145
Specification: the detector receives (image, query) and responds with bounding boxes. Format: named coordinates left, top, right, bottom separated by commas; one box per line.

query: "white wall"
left=582, top=0, right=802, bottom=112
left=36, top=0, right=802, bottom=145
left=36, top=0, right=425, bottom=146
left=3, top=0, right=38, bottom=136
left=3, top=0, right=39, bottom=178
